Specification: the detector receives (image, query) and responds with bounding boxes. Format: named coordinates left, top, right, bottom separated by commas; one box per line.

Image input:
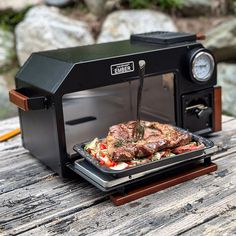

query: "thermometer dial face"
left=191, top=51, right=215, bottom=82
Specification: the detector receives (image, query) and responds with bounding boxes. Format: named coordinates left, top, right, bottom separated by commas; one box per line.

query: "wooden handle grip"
left=213, top=86, right=222, bottom=132
left=9, top=89, right=29, bottom=111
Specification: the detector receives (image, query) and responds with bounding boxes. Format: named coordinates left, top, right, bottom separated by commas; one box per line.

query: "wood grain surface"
left=110, top=163, right=218, bottom=206
left=0, top=116, right=236, bottom=236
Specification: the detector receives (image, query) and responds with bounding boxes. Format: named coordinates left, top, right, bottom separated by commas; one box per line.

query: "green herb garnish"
left=114, top=139, right=124, bottom=147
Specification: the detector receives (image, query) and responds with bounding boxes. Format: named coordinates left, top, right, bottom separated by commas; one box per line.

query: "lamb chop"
left=106, top=121, right=191, bottom=162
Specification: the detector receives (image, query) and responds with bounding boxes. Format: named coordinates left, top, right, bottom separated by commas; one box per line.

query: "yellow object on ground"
left=0, top=128, right=21, bottom=142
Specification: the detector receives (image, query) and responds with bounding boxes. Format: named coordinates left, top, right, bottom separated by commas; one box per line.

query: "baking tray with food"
left=73, top=121, right=214, bottom=177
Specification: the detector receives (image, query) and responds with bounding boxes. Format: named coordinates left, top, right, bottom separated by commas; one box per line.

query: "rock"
left=211, top=0, right=233, bottom=16
left=84, top=0, right=106, bottom=17
left=217, top=63, right=236, bottom=116
left=0, top=0, right=43, bottom=11
left=105, top=0, right=121, bottom=13
left=97, top=10, right=177, bottom=43
left=0, top=28, right=15, bottom=72
left=204, top=19, right=236, bottom=62
left=15, top=6, right=95, bottom=65
left=0, top=75, right=17, bottom=119
left=44, top=0, right=75, bottom=7
left=179, top=0, right=231, bottom=17
left=0, top=77, right=8, bottom=104
left=180, top=0, right=211, bottom=16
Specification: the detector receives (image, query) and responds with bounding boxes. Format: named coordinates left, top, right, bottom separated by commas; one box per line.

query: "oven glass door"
left=62, top=73, right=175, bottom=155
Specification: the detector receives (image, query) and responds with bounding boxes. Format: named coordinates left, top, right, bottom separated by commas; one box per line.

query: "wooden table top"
left=0, top=116, right=236, bottom=236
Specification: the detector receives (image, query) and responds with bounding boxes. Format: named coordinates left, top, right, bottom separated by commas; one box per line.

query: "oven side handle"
left=9, top=89, right=47, bottom=111
left=213, top=86, right=222, bottom=132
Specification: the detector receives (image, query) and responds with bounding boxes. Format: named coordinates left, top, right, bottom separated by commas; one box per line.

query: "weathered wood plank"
left=181, top=208, right=236, bottom=236
left=0, top=117, right=19, bottom=133
left=0, top=176, right=107, bottom=235
left=0, top=133, right=22, bottom=152
left=0, top=146, right=233, bottom=236
left=0, top=120, right=108, bottom=236
left=221, top=114, right=235, bottom=123
left=16, top=151, right=236, bottom=236
left=0, top=152, right=55, bottom=194
left=0, top=116, right=235, bottom=236
left=145, top=192, right=236, bottom=236
left=0, top=118, right=21, bottom=153
left=0, top=118, right=55, bottom=195
left=208, top=118, right=236, bottom=152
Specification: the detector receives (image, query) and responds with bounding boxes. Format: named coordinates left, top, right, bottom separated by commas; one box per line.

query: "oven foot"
left=116, top=187, right=126, bottom=196
left=204, top=156, right=212, bottom=166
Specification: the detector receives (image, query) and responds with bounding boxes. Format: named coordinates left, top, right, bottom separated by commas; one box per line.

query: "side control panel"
left=182, top=88, right=214, bottom=135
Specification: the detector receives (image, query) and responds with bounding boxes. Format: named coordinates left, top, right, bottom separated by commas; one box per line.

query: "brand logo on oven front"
left=111, top=61, right=134, bottom=75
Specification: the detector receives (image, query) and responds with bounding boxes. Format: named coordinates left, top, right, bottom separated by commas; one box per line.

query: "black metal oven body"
left=10, top=32, right=220, bottom=177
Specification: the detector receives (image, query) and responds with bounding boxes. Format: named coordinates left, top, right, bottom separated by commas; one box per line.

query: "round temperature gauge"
left=191, top=51, right=215, bottom=82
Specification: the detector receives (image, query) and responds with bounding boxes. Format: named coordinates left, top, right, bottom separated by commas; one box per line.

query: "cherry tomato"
left=92, top=153, right=96, bottom=158
left=111, top=161, right=117, bottom=167
left=100, top=143, right=106, bottom=150
left=100, top=152, right=105, bottom=157
left=104, top=160, right=117, bottom=167
left=100, top=160, right=105, bottom=165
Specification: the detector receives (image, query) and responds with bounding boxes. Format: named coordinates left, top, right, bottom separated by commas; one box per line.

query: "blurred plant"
left=0, top=7, right=30, bottom=31
left=158, top=0, right=183, bottom=9
left=0, top=8, right=27, bottom=72
left=123, top=0, right=183, bottom=9
left=127, top=0, right=152, bottom=9
left=62, top=1, right=89, bottom=15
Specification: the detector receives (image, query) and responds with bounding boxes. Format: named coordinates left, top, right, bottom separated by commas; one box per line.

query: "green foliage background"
left=0, top=7, right=30, bottom=31
left=126, top=0, right=183, bottom=9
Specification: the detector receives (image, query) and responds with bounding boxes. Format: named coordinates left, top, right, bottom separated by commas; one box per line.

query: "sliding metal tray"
left=73, top=129, right=214, bottom=178
left=69, top=147, right=217, bottom=192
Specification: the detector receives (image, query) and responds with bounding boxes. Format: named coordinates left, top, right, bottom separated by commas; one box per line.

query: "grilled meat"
left=106, top=121, right=191, bottom=162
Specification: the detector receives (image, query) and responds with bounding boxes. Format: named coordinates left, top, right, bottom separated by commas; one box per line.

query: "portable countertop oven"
left=9, top=31, right=221, bottom=193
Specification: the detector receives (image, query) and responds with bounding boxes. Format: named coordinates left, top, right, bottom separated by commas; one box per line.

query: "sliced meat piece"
left=172, top=143, right=205, bottom=154
left=142, top=140, right=167, bottom=153
left=146, top=123, right=191, bottom=148
left=143, top=127, right=162, bottom=140
left=113, top=143, right=137, bottom=162
left=106, top=121, right=192, bottom=162
left=108, top=123, right=130, bottom=140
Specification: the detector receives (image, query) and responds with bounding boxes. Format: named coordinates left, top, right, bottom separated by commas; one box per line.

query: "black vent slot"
left=66, top=116, right=97, bottom=126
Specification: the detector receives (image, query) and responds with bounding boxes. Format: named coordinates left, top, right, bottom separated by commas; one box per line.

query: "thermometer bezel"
left=190, top=50, right=215, bottom=83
